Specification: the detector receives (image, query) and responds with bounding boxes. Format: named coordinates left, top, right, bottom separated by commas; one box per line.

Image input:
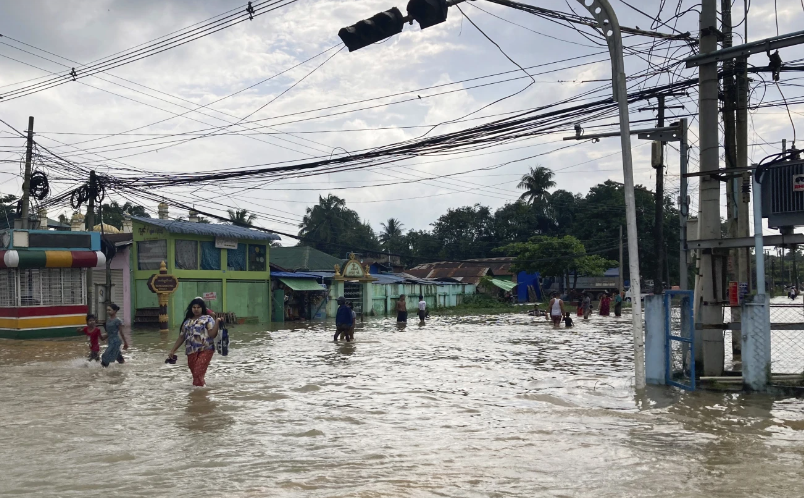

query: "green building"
left=131, top=215, right=279, bottom=328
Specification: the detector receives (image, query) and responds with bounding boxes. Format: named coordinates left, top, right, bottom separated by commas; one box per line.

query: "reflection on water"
left=2, top=313, right=804, bottom=497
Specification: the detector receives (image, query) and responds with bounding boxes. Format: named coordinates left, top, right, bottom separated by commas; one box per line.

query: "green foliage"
left=0, top=194, right=18, bottom=226
left=297, top=194, right=379, bottom=256
left=100, top=201, right=149, bottom=230
left=498, top=235, right=616, bottom=290
left=228, top=209, right=257, bottom=227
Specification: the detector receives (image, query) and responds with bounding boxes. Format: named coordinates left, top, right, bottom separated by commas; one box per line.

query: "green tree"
left=569, top=180, right=680, bottom=286
left=99, top=201, right=149, bottom=230
left=298, top=194, right=379, bottom=256
left=498, top=235, right=615, bottom=291
left=0, top=194, right=17, bottom=228
left=431, top=204, right=494, bottom=260
left=379, top=218, right=404, bottom=247
left=228, top=209, right=257, bottom=227
left=517, top=166, right=556, bottom=205
left=492, top=201, right=537, bottom=243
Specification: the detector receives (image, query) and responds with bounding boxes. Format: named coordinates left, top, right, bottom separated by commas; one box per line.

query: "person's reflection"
left=338, top=341, right=355, bottom=356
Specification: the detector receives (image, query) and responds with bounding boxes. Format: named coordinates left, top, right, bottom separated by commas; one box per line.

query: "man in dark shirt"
left=334, top=296, right=354, bottom=342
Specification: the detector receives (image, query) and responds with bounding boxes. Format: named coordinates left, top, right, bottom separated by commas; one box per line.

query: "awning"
left=278, top=277, right=325, bottom=292
left=488, top=278, right=517, bottom=292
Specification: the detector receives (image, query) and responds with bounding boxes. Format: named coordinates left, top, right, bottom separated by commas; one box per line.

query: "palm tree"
left=228, top=209, right=257, bottom=227
left=517, top=166, right=556, bottom=205
left=298, top=194, right=350, bottom=250
left=379, top=218, right=404, bottom=247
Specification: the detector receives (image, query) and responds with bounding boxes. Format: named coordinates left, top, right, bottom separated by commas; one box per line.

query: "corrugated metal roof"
left=132, top=217, right=280, bottom=241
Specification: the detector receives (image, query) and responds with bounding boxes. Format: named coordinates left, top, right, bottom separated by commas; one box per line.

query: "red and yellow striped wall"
left=0, top=305, right=88, bottom=334
left=0, top=250, right=106, bottom=269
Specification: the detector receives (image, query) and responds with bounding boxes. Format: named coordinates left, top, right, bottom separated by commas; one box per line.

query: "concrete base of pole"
left=741, top=294, right=771, bottom=390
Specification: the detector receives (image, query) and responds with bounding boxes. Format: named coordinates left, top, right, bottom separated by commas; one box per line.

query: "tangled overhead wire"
left=70, top=175, right=106, bottom=210
left=28, top=170, right=49, bottom=201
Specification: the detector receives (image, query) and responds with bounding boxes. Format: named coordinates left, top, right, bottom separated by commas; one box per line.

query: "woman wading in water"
left=167, top=298, right=222, bottom=387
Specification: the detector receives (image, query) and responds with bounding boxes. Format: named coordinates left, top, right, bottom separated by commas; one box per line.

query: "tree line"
left=296, top=167, right=682, bottom=285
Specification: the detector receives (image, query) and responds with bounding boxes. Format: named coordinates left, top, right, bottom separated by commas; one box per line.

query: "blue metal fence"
left=665, top=290, right=696, bottom=391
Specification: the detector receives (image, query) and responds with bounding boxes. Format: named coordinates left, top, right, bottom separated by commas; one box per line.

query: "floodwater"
left=2, top=312, right=804, bottom=497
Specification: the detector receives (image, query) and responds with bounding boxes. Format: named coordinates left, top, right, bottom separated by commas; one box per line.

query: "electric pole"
left=696, top=0, right=725, bottom=376
left=653, top=96, right=665, bottom=295
left=721, top=0, right=743, bottom=357
left=86, top=170, right=97, bottom=312
left=20, top=116, right=34, bottom=229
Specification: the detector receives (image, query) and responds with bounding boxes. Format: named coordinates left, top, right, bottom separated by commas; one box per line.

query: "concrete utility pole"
left=653, top=96, right=665, bottom=295
left=696, top=0, right=725, bottom=376
left=86, top=170, right=97, bottom=312
left=679, top=118, right=690, bottom=290
left=20, top=116, right=34, bottom=229
left=721, top=0, right=743, bottom=357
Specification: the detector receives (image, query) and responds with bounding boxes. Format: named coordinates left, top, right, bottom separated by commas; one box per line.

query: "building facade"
left=0, top=229, right=105, bottom=339
left=131, top=214, right=279, bottom=329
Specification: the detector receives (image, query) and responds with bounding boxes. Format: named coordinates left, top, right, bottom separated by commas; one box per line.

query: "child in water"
left=563, top=312, right=573, bottom=328
left=101, top=303, right=128, bottom=367
left=77, top=314, right=105, bottom=362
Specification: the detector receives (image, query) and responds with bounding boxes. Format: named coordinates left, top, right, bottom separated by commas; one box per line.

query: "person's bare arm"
left=560, top=300, right=566, bottom=314
left=120, top=323, right=129, bottom=350
left=168, top=332, right=184, bottom=357
left=207, top=317, right=221, bottom=339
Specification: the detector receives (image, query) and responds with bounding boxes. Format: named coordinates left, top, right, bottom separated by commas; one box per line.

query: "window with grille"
left=20, top=269, right=42, bottom=306
left=175, top=240, right=198, bottom=270
left=0, top=269, right=16, bottom=307
left=62, top=268, right=85, bottom=305
left=40, top=269, right=63, bottom=306
left=138, top=240, right=167, bottom=270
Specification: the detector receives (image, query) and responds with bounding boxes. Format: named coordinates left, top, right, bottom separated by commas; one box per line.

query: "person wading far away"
left=334, top=296, right=353, bottom=342
left=418, top=295, right=426, bottom=324
left=548, top=292, right=565, bottom=326
left=396, top=294, right=408, bottom=324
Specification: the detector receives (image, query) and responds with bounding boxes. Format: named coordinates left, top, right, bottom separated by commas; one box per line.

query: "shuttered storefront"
left=90, top=269, right=125, bottom=319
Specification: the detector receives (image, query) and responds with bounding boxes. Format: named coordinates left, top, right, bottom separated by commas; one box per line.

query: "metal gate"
left=344, top=282, right=363, bottom=317
left=665, top=290, right=696, bottom=391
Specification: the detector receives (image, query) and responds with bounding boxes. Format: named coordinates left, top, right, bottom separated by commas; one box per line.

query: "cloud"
left=0, top=0, right=802, bottom=240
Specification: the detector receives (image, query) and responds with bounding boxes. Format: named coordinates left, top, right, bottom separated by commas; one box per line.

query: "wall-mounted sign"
left=794, top=174, right=804, bottom=191
left=215, top=237, right=238, bottom=249
left=334, top=253, right=375, bottom=282
left=203, top=291, right=217, bottom=301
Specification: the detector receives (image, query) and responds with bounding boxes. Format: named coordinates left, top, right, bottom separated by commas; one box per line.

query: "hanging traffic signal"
left=406, top=0, right=448, bottom=29
left=338, top=7, right=405, bottom=52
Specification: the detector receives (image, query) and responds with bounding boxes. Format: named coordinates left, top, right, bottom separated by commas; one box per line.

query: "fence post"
left=741, top=294, right=771, bottom=390
left=645, top=295, right=666, bottom=384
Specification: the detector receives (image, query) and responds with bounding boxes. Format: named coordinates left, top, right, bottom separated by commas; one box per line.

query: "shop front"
left=271, top=271, right=327, bottom=322
left=0, top=229, right=104, bottom=339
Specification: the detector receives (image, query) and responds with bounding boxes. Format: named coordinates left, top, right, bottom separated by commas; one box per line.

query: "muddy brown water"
left=1, top=312, right=804, bottom=497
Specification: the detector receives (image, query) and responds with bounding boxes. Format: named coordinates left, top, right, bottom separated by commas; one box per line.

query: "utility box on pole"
left=760, top=158, right=804, bottom=230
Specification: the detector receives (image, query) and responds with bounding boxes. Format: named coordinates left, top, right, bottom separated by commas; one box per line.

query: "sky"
left=1, top=0, right=803, bottom=244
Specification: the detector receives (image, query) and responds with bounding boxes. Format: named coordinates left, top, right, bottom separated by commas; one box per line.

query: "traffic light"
left=338, top=7, right=405, bottom=52
left=406, top=0, right=448, bottom=29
